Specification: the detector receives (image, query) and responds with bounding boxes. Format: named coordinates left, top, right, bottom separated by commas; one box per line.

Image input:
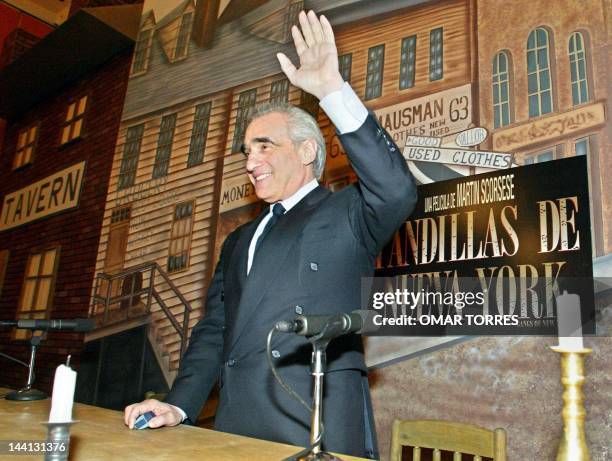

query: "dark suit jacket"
left=165, top=114, right=417, bottom=458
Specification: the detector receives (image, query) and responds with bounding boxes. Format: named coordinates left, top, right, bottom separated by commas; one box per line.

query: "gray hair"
left=247, top=102, right=326, bottom=179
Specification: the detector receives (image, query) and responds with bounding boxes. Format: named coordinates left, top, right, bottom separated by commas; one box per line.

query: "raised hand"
left=277, top=10, right=344, bottom=100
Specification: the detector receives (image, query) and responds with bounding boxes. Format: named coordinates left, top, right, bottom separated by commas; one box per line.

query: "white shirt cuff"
left=319, top=82, right=368, bottom=134
left=171, top=404, right=188, bottom=422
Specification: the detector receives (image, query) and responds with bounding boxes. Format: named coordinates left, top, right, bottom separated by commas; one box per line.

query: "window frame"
left=131, top=26, right=154, bottom=75
left=269, top=79, right=289, bottom=104
left=429, top=27, right=444, bottom=81
left=118, top=123, right=145, bottom=190
left=365, top=44, right=385, bottom=100
left=568, top=31, right=590, bottom=106
left=13, top=123, right=39, bottom=170
left=399, top=35, right=417, bottom=90
left=283, top=2, right=302, bottom=42
left=15, top=247, right=61, bottom=340
left=60, top=95, right=88, bottom=146
left=492, top=51, right=513, bottom=128
left=0, top=250, right=9, bottom=298
left=339, top=53, right=352, bottom=83
left=574, top=134, right=597, bottom=255
left=187, top=102, right=212, bottom=167
left=173, top=12, right=194, bottom=61
left=524, top=144, right=563, bottom=165
left=231, top=89, right=258, bottom=154
left=300, top=90, right=319, bottom=118
left=152, top=113, right=177, bottom=179
left=527, top=27, right=554, bottom=118
left=167, top=201, right=195, bottom=273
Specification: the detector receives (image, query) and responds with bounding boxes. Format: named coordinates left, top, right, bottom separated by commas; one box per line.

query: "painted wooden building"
left=89, top=0, right=478, bottom=391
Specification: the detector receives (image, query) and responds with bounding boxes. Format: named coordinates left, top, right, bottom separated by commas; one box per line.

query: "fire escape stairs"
left=87, top=262, right=198, bottom=388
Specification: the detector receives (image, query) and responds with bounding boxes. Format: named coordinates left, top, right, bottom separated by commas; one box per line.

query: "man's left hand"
left=277, top=10, right=345, bottom=100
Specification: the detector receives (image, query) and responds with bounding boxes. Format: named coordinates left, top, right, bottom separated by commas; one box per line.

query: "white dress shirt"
left=247, top=179, right=318, bottom=274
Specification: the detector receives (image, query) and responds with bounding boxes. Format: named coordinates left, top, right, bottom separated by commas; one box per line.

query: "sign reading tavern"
left=0, top=162, right=85, bottom=231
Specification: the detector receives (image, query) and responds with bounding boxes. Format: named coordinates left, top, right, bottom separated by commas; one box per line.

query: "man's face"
left=244, top=112, right=315, bottom=203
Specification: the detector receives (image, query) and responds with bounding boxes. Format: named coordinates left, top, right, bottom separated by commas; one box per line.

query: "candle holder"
left=550, top=346, right=591, bottom=461
left=43, top=421, right=77, bottom=461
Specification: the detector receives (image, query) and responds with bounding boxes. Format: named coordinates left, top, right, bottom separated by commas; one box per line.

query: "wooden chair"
left=390, top=419, right=507, bottom=461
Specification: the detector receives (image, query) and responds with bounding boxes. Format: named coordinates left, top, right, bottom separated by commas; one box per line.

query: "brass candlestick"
left=550, top=346, right=591, bottom=461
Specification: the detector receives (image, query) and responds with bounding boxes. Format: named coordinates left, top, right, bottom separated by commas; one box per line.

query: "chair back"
left=390, top=419, right=506, bottom=461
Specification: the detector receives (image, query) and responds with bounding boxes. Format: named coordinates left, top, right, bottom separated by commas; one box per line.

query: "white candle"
left=556, top=290, right=584, bottom=351
left=48, top=364, right=77, bottom=423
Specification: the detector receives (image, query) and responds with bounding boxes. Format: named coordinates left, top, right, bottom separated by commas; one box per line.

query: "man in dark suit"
left=125, top=10, right=417, bottom=458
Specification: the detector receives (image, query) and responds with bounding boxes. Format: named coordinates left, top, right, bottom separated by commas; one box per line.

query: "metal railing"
left=90, top=262, right=192, bottom=361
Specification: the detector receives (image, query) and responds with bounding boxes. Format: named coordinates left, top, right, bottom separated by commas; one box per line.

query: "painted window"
left=0, top=250, right=8, bottom=298
left=61, top=96, right=87, bottom=144
left=429, top=27, right=443, bottom=81
left=152, top=114, right=177, bottom=178
left=118, top=124, right=145, bottom=190
left=174, top=12, right=193, bottom=60
left=575, top=135, right=596, bottom=254
left=283, top=2, right=302, bottom=41
left=575, top=136, right=590, bottom=157
left=527, top=27, right=554, bottom=117
left=16, top=248, right=60, bottom=340
left=492, top=51, right=512, bottom=128
left=300, top=91, right=319, bottom=118
left=524, top=149, right=553, bottom=165
left=168, top=201, right=194, bottom=273
left=365, top=44, right=385, bottom=100
left=188, top=102, right=212, bottom=167
left=339, top=53, right=352, bottom=83
left=13, top=124, right=38, bottom=169
left=269, top=79, right=289, bottom=104
left=569, top=32, right=590, bottom=106
left=399, top=35, right=417, bottom=89
left=132, top=28, right=152, bottom=74
left=232, top=89, right=257, bottom=153
left=111, top=206, right=131, bottom=224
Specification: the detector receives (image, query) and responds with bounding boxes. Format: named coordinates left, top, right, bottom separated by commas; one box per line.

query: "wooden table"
left=0, top=391, right=369, bottom=461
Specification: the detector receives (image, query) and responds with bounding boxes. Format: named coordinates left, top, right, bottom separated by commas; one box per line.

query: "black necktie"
left=254, top=203, right=285, bottom=254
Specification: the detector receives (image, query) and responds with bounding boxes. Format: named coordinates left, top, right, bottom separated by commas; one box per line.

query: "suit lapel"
left=224, top=207, right=268, bottom=318
left=229, top=186, right=330, bottom=350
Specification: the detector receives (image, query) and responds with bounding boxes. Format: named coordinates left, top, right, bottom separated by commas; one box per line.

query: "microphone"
left=0, top=318, right=95, bottom=332
left=275, top=310, right=374, bottom=338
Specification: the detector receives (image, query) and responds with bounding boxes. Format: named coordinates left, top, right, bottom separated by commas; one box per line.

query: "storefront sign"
left=0, top=162, right=85, bottom=231
left=492, top=102, right=605, bottom=151
left=374, top=84, right=472, bottom=145
left=219, top=175, right=257, bottom=213
left=403, top=146, right=512, bottom=169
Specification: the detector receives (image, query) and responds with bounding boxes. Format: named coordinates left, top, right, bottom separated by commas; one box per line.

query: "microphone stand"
left=6, top=332, right=47, bottom=401
left=285, top=320, right=345, bottom=461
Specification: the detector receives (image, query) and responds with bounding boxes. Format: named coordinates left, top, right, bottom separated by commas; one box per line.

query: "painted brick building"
left=0, top=5, right=140, bottom=393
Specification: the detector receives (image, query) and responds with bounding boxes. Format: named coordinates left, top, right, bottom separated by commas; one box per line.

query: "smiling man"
left=244, top=111, right=318, bottom=203
left=124, top=10, right=417, bottom=459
